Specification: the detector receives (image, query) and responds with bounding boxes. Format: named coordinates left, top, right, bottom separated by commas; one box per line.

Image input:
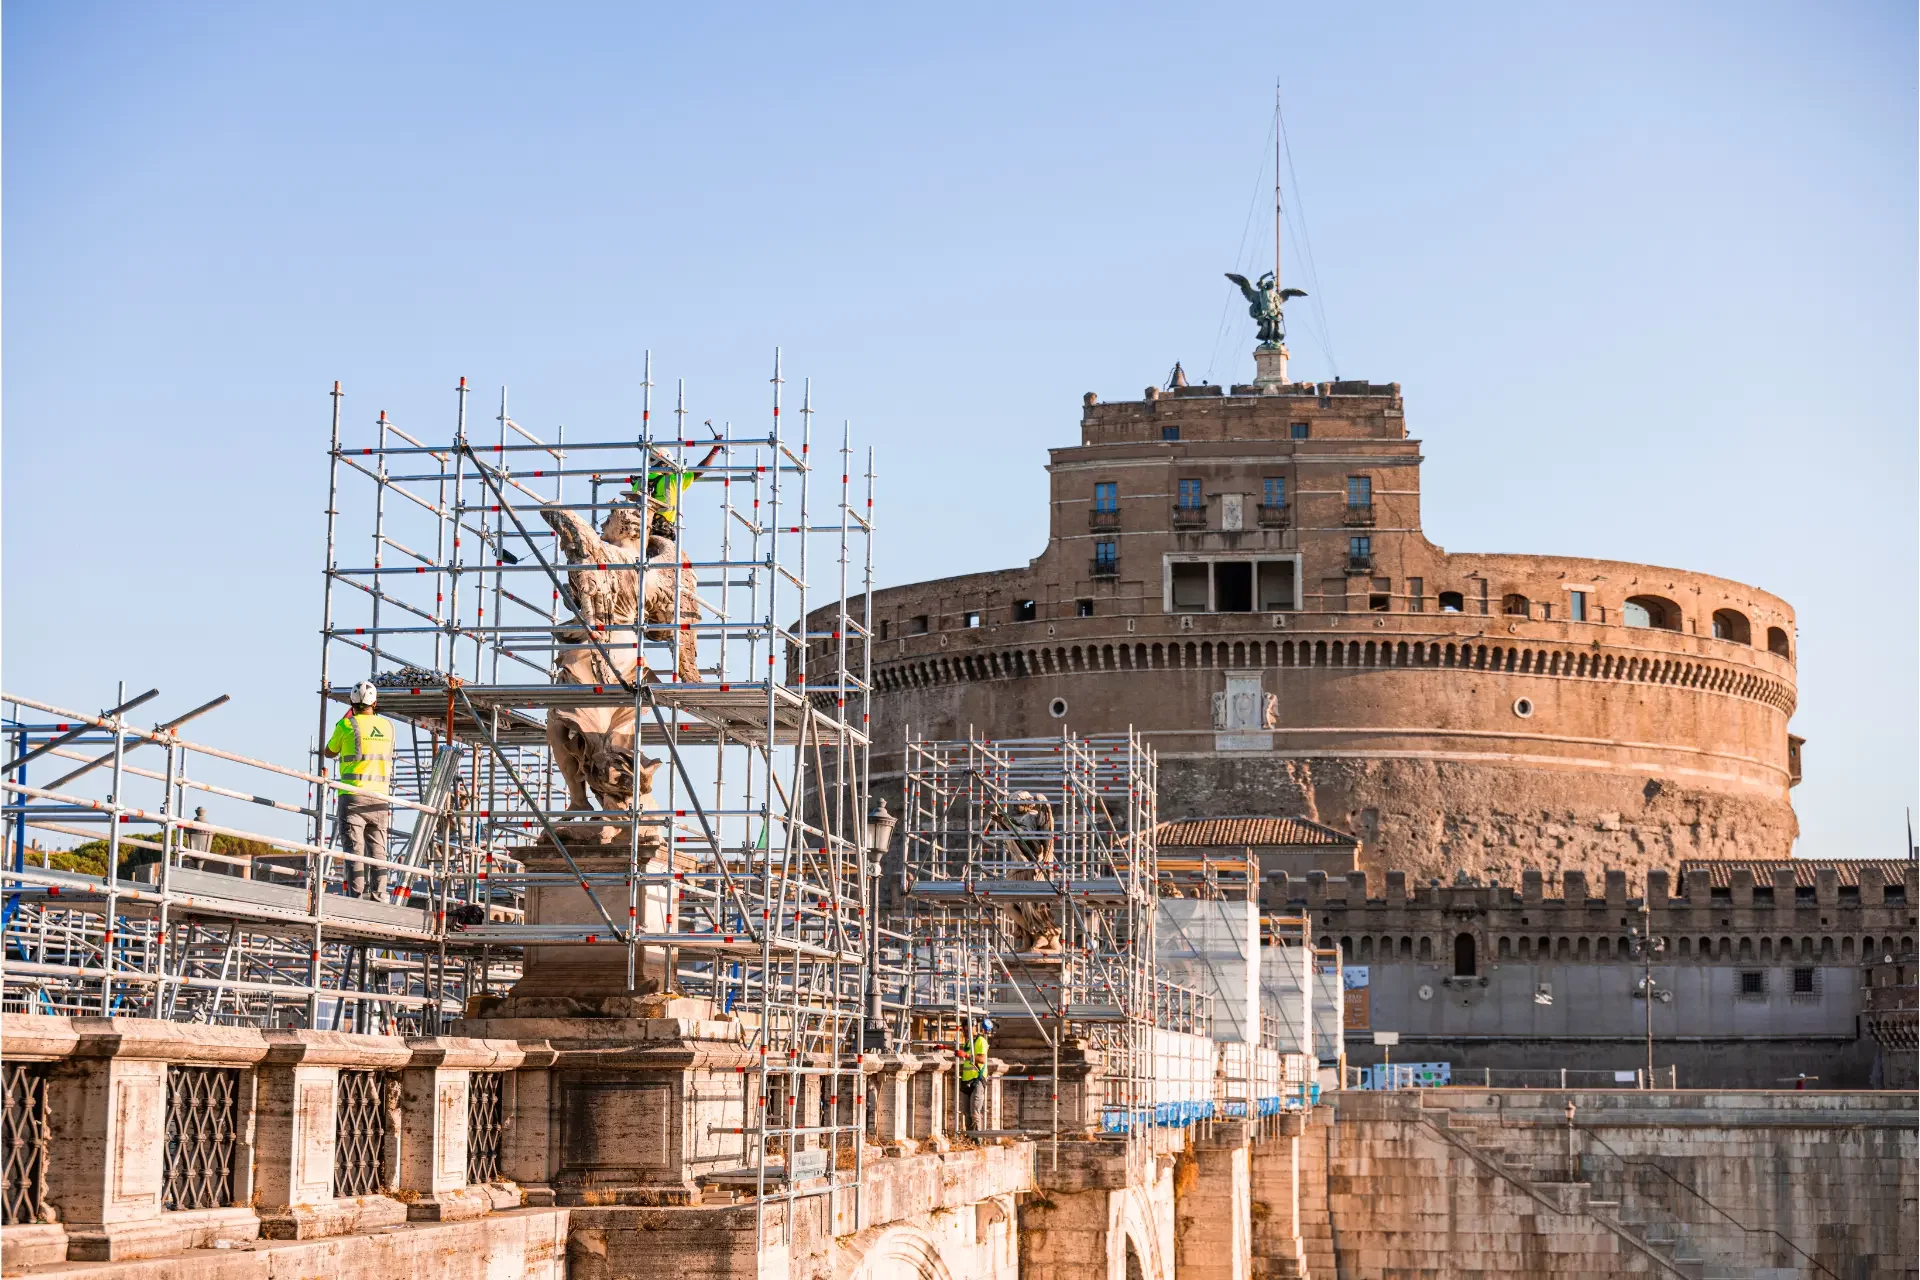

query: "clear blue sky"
left=5, top=2, right=1914, bottom=856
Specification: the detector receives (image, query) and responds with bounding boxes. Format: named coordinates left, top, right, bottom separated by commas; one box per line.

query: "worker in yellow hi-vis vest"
left=957, top=1019, right=993, bottom=1133
left=322, top=681, right=395, bottom=899
left=626, top=435, right=724, bottom=551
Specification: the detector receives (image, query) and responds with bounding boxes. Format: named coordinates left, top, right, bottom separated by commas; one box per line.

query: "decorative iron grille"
left=334, top=1070, right=391, bottom=1197
left=466, top=1072, right=504, bottom=1184
left=163, top=1066, right=239, bottom=1211
left=3, top=1062, right=51, bottom=1225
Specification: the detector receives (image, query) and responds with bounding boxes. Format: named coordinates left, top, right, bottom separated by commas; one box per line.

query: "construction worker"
left=627, top=434, right=723, bottom=550
left=322, top=681, right=394, bottom=899
left=957, top=1018, right=993, bottom=1133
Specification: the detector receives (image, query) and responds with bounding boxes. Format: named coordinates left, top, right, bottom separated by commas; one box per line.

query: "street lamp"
left=863, top=798, right=898, bottom=1049
left=864, top=798, right=896, bottom=877
left=1629, top=907, right=1671, bottom=1088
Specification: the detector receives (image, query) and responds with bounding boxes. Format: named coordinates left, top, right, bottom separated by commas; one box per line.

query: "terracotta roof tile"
left=1157, top=816, right=1358, bottom=849
left=1678, top=858, right=1913, bottom=889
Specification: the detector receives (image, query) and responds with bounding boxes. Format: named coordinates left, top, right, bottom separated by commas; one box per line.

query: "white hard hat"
left=351, top=681, right=379, bottom=707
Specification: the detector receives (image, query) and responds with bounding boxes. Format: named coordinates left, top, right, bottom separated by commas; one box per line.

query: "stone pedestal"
left=455, top=1005, right=758, bottom=1205
left=253, top=1030, right=412, bottom=1239
left=502, top=840, right=703, bottom=1008
left=998, top=1033, right=1102, bottom=1136
left=1252, top=343, right=1290, bottom=387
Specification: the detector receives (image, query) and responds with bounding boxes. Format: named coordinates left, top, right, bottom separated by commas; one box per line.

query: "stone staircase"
left=1419, top=1103, right=1838, bottom=1280
left=1422, top=1106, right=1704, bottom=1277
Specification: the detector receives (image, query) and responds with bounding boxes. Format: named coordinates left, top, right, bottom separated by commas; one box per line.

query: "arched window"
left=1417, top=936, right=1433, bottom=960
left=1438, top=591, right=1464, bottom=613
left=1624, top=595, right=1681, bottom=631
left=1454, top=933, right=1477, bottom=977
left=1340, top=936, right=1353, bottom=959
left=1711, top=609, right=1751, bottom=644
left=1498, top=936, right=1512, bottom=958
left=1596, top=937, right=1611, bottom=960
left=1767, top=627, right=1791, bottom=659
left=1359, top=937, right=1374, bottom=960
left=1502, top=593, right=1530, bottom=617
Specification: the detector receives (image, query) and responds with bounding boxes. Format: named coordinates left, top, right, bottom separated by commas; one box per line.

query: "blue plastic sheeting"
left=1100, top=1093, right=1313, bottom=1132
left=1098, top=1098, right=1225, bottom=1133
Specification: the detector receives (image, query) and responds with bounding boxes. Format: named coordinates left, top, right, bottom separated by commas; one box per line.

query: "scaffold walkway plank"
left=338, top=681, right=866, bottom=749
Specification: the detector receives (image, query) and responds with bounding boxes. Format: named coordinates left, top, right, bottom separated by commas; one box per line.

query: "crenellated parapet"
left=1273, top=860, right=1916, bottom=969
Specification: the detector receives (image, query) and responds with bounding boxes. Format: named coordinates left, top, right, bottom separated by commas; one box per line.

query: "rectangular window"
left=908, top=615, right=929, bottom=635
left=878, top=619, right=890, bottom=640
left=1177, top=479, right=1204, bottom=509
left=1738, top=970, right=1766, bottom=998
left=1171, top=563, right=1209, bottom=612
left=1289, top=422, right=1309, bottom=440
left=1094, top=541, right=1117, bottom=571
left=1349, top=536, right=1371, bottom=561
left=1408, top=577, right=1424, bottom=612
left=1347, top=476, right=1372, bottom=505
left=1569, top=590, right=1588, bottom=622
left=1093, top=481, right=1118, bottom=512
left=963, top=611, right=981, bottom=629
left=1076, top=598, right=1094, bottom=617
left=1263, top=476, right=1286, bottom=507
left=1162, top=426, right=1180, bottom=442
left=1013, top=599, right=1036, bottom=622
left=1215, top=561, right=1253, bottom=612
left=1792, top=967, right=1817, bottom=995
left=1258, top=561, right=1295, bottom=610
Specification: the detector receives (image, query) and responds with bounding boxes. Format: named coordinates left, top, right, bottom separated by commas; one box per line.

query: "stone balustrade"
left=0, top=1013, right=543, bottom=1268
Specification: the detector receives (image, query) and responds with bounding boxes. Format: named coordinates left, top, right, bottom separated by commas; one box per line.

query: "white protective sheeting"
left=1155, top=895, right=1259, bottom=1042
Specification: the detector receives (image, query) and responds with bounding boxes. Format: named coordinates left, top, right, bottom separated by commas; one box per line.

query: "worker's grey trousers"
left=336, top=792, right=391, bottom=898
left=960, top=1077, right=984, bottom=1132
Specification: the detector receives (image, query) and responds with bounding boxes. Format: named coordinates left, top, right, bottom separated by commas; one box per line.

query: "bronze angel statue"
left=1225, top=271, right=1307, bottom=346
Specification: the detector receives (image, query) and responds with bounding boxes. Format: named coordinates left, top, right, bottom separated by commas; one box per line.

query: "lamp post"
left=863, top=799, right=897, bottom=1048
left=1629, top=900, right=1670, bottom=1088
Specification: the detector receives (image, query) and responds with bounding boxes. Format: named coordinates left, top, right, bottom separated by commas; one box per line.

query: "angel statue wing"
left=1224, top=272, right=1258, bottom=302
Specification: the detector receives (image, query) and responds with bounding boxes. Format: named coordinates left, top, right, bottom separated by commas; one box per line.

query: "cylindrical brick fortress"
left=810, top=372, right=1799, bottom=884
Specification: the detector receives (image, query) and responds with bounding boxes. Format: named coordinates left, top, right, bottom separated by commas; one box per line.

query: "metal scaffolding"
left=894, top=729, right=1211, bottom=1164
left=1, top=687, right=485, bottom=1029
left=3, top=353, right=884, bottom=1221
